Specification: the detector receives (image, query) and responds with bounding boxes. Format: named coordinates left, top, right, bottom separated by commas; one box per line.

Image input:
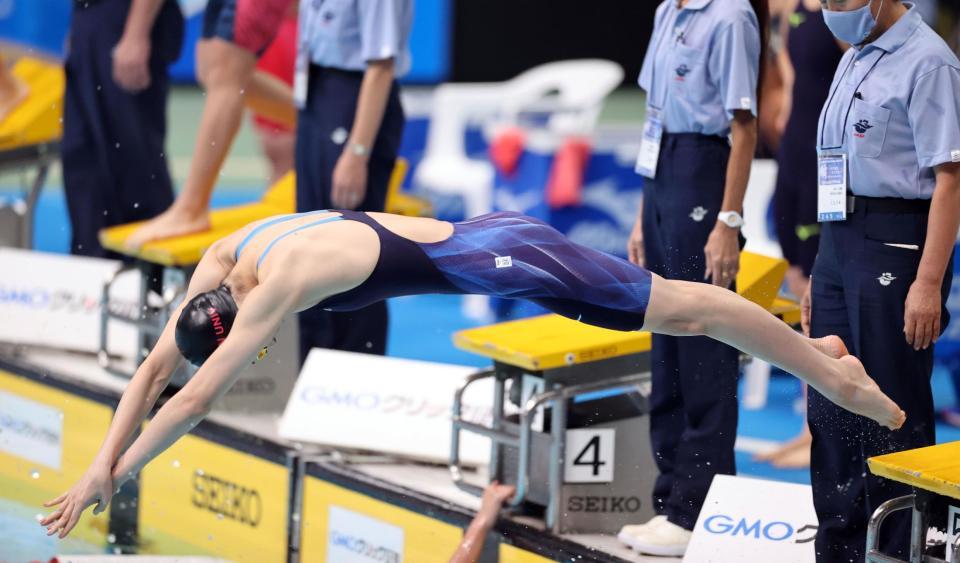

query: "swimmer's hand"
left=40, top=463, right=113, bottom=538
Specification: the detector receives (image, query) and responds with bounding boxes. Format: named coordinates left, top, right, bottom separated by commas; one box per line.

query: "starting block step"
left=868, top=440, right=960, bottom=500
left=0, top=57, right=64, bottom=151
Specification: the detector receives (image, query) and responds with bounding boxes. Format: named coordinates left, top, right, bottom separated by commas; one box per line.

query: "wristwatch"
left=346, top=142, right=370, bottom=157
left=717, top=210, right=744, bottom=228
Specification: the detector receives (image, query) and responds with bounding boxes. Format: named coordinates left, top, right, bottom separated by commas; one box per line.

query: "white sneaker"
left=617, top=514, right=668, bottom=539
left=617, top=517, right=692, bottom=557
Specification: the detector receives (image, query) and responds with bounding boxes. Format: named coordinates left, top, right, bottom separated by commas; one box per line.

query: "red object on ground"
left=489, top=126, right=527, bottom=176
left=546, top=137, right=591, bottom=208
left=253, top=15, right=297, bottom=133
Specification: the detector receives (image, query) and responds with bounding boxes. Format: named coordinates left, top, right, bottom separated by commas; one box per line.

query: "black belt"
left=309, top=64, right=364, bottom=79
left=845, top=195, right=931, bottom=214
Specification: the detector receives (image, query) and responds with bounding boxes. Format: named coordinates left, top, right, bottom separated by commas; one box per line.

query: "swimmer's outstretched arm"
left=106, top=279, right=298, bottom=490
left=40, top=241, right=242, bottom=537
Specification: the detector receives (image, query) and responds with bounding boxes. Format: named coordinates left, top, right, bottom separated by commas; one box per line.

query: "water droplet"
left=34, top=513, right=44, bottom=523
left=30, top=469, right=40, bottom=479
left=217, top=513, right=224, bottom=520
left=107, top=533, right=116, bottom=543
left=172, top=459, right=181, bottom=468
left=208, top=534, right=214, bottom=541
left=133, top=202, right=139, bottom=209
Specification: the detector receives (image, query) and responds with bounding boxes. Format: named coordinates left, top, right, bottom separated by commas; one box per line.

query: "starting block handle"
left=450, top=369, right=504, bottom=496
left=98, top=263, right=139, bottom=376
left=865, top=494, right=915, bottom=563
left=516, top=386, right=564, bottom=509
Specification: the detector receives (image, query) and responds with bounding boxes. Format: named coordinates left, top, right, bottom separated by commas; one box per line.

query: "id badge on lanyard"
left=635, top=106, right=664, bottom=179
left=293, top=44, right=309, bottom=109
left=817, top=152, right=847, bottom=222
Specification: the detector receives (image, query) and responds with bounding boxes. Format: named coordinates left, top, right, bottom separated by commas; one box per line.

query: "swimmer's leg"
left=641, top=275, right=905, bottom=430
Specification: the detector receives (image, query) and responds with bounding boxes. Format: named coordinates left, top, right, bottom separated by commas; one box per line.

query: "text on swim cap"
left=207, top=307, right=226, bottom=344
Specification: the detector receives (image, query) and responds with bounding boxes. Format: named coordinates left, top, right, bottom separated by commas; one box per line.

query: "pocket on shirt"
left=849, top=99, right=891, bottom=158
left=670, top=44, right=705, bottom=88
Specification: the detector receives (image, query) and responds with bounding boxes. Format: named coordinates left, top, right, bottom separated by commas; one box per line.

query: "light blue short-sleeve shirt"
left=816, top=4, right=960, bottom=199
left=299, top=0, right=414, bottom=76
left=638, top=0, right=761, bottom=136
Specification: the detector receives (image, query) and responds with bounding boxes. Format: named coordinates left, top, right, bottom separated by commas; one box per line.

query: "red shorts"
left=202, top=0, right=293, bottom=55
left=253, top=15, right=297, bottom=133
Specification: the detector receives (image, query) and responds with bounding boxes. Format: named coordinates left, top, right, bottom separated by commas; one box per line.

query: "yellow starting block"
left=450, top=251, right=797, bottom=535
left=865, top=442, right=960, bottom=562
left=0, top=57, right=64, bottom=150
left=96, top=158, right=431, bottom=373
left=0, top=57, right=64, bottom=248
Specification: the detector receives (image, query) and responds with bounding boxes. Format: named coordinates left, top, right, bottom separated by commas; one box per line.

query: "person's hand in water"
left=449, top=481, right=516, bottom=563
left=477, top=481, right=516, bottom=527
left=40, top=463, right=114, bottom=538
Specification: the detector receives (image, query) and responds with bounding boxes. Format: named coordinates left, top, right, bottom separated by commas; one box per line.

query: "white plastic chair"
left=741, top=159, right=784, bottom=410
left=414, top=59, right=624, bottom=220
left=415, top=60, right=623, bottom=321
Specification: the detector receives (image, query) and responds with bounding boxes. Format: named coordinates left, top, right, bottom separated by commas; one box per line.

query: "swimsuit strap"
left=255, top=214, right=344, bottom=272
left=234, top=209, right=329, bottom=261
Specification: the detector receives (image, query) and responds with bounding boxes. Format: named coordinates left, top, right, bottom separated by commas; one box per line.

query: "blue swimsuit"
left=236, top=210, right=654, bottom=331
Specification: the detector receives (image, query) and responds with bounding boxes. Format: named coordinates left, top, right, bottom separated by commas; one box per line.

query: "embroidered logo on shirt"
left=690, top=206, right=708, bottom=222
left=951, top=149, right=960, bottom=162
left=853, top=120, right=874, bottom=137
left=877, top=272, right=896, bottom=286
left=495, top=256, right=513, bottom=269
left=675, top=64, right=691, bottom=80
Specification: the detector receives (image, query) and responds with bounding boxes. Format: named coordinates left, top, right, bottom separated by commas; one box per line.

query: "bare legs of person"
left=126, top=40, right=295, bottom=249
left=641, top=275, right=905, bottom=430
left=255, top=126, right=296, bottom=185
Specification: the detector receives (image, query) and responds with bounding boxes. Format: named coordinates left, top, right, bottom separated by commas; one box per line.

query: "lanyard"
left=819, top=51, right=887, bottom=150
left=648, top=6, right=698, bottom=110
left=301, top=0, right=327, bottom=54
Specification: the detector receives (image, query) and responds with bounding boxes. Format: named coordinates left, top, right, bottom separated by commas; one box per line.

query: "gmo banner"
left=0, top=248, right=139, bottom=356
left=279, top=349, right=493, bottom=464
left=684, top=475, right=818, bottom=563
left=300, top=476, right=462, bottom=562
left=0, top=390, right=62, bottom=470
left=328, top=505, right=405, bottom=563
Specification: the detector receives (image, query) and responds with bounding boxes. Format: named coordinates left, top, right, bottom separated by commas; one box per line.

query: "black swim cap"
left=175, top=285, right=238, bottom=366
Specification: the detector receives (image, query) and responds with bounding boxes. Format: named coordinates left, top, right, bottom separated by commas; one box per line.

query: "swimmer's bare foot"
left=125, top=207, right=210, bottom=249
left=821, top=355, right=905, bottom=430
left=771, top=444, right=811, bottom=469
left=0, top=76, right=28, bottom=123
left=753, top=426, right=812, bottom=464
left=809, top=335, right=848, bottom=359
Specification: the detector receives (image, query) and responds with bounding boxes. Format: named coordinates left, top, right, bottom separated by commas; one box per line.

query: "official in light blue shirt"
left=637, top=0, right=761, bottom=136
left=621, top=0, right=765, bottom=555
left=806, top=2, right=960, bottom=561
left=294, top=0, right=414, bottom=362
left=300, top=0, right=414, bottom=76
left=816, top=4, right=960, bottom=198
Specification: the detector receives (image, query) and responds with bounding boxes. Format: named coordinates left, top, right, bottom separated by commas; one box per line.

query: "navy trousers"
left=63, top=0, right=183, bottom=258
left=641, top=133, right=741, bottom=529
left=809, top=199, right=951, bottom=562
left=295, top=65, right=404, bottom=363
